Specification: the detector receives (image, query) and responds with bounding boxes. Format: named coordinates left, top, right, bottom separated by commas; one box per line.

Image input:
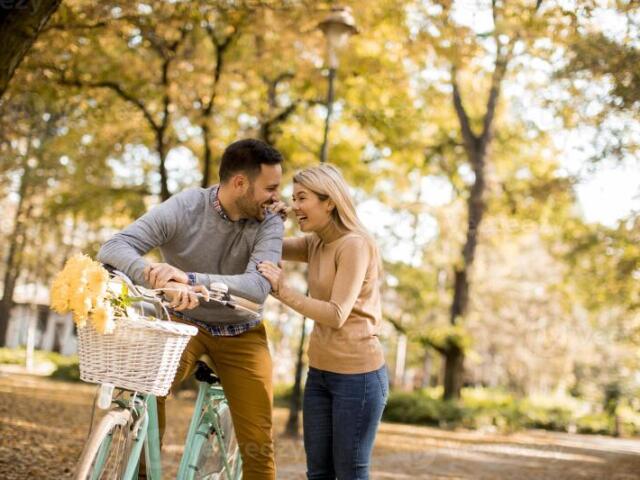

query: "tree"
left=0, top=32, right=150, bottom=344
left=51, top=2, right=193, bottom=201
left=0, top=0, right=62, bottom=98
left=557, top=2, right=640, bottom=162
left=404, top=0, right=596, bottom=399
left=191, top=6, right=248, bottom=187
left=564, top=1, right=640, bottom=115
left=0, top=78, right=66, bottom=344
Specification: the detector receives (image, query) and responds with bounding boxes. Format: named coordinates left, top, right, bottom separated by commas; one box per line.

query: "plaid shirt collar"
left=212, top=184, right=232, bottom=222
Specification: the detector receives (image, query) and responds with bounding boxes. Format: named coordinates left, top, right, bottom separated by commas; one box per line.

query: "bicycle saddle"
left=195, top=354, right=220, bottom=385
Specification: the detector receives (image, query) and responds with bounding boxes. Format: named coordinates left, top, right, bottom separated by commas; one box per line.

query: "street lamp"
left=284, top=8, right=358, bottom=438
left=317, top=6, right=358, bottom=163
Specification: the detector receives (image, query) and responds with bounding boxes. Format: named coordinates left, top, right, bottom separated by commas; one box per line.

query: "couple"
left=97, top=138, right=387, bottom=480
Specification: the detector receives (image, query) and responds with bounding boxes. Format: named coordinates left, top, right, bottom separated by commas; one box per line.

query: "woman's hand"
left=257, top=261, right=284, bottom=296
left=268, top=200, right=291, bottom=221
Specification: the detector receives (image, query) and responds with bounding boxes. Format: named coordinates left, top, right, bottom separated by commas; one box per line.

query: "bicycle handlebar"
left=103, top=264, right=261, bottom=318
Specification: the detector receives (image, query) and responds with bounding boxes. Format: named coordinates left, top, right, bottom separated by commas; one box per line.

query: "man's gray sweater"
left=97, top=186, right=284, bottom=325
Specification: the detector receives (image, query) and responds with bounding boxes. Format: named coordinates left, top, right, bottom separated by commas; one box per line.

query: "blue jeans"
left=303, top=365, right=389, bottom=480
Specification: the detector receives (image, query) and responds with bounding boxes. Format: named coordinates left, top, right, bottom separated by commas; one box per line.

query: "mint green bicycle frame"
left=91, top=380, right=240, bottom=480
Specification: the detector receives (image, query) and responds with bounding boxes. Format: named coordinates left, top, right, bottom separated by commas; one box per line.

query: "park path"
left=0, top=373, right=639, bottom=479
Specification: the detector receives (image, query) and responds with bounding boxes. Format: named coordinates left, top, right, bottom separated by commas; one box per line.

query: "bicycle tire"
left=189, top=402, right=242, bottom=480
left=74, top=408, right=134, bottom=480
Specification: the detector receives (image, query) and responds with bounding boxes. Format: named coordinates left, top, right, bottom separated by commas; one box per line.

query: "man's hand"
left=145, top=262, right=188, bottom=288
left=162, top=281, right=210, bottom=311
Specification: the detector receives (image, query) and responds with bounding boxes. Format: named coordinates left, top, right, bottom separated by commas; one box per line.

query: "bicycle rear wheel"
left=74, top=408, right=135, bottom=480
left=189, top=402, right=241, bottom=480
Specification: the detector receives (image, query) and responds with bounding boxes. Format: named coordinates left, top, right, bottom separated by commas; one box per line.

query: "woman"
left=258, top=164, right=388, bottom=480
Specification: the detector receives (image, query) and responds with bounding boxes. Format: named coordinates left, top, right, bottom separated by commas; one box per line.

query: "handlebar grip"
left=230, top=296, right=262, bottom=315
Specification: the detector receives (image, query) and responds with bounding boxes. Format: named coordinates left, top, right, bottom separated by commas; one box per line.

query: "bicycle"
left=73, top=267, right=261, bottom=480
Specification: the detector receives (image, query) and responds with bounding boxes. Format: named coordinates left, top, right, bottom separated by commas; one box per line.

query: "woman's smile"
left=292, top=184, right=329, bottom=232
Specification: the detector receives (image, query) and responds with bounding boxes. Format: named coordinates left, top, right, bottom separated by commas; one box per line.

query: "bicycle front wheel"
left=74, top=408, right=135, bottom=480
left=189, top=402, right=241, bottom=480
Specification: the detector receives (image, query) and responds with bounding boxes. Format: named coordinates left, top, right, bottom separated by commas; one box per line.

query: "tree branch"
left=58, top=77, right=159, bottom=131
left=260, top=101, right=299, bottom=145
left=44, top=14, right=142, bottom=32
left=535, top=0, right=544, bottom=12
left=479, top=47, right=511, bottom=152
left=384, top=316, right=407, bottom=334
left=45, top=20, right=109, bottom=31
left=159, top=61, right=171, bottom=133
left=202, top=19, right=244, bottom=115
left=265, top=71, right=295, bottom=109
left=451, top=67, right=479, bottom=156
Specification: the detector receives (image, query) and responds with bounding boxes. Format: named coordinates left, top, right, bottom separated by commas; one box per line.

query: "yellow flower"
left=91, top=304, right=115, bottom=334
left=50, top=275, right=70, bottom=313
left=70, top=290, right=92, bottom=325
left=64, top=254, right=93, bottom=300
left=50, top=254, right=122, bottom=334
left=86, top=265, right=109, bottom=306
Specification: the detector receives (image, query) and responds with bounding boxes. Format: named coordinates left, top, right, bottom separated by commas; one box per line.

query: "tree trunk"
left=0, top=299, right=13, bottom=347
left=285, top=315, right=307, bottom=437
left=421, top=349, right=432, bottom=389
left=0, top=175, right=32, bottom=346
left=0, top=0, right=62, bottom=98
left=157, top=135, right=170, bottom=201
left=443, top=344, right=464, bottom=400
left=442, top=146, right=487, bottom=399
left=201, top=123, right=213, bottom=188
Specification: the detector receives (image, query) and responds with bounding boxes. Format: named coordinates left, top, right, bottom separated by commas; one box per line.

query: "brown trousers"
left=143, top=320, right=275, bottom=479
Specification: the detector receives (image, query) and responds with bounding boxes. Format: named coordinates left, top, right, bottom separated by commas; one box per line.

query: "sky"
left=569, top=155, right=640, bottom=227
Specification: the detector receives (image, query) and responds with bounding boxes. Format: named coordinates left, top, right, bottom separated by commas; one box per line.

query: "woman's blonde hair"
left=293, top=164, right=382, bottom=275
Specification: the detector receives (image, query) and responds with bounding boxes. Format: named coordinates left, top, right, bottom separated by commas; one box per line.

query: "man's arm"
left=97, top=194, right=182, bottom=286
left=193, top=214, right=284, bottom=304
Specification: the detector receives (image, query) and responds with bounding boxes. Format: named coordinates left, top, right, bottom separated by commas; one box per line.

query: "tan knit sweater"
left=276, top=230, right=385, bottom=374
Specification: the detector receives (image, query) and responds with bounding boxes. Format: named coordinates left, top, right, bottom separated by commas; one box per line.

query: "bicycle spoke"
left=86, top=419, right=133, bottom=480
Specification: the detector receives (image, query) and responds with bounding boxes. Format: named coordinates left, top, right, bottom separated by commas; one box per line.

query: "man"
left=97, top=138, right=284, bottom=480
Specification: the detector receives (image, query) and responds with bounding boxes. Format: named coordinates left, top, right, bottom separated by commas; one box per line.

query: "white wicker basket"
left=77, top=315, right=198, bottom=396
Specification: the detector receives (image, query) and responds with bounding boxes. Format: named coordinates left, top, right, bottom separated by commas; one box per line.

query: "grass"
left=382, top=387, right=640, bottom=436
left=0, top=347, right=80, bottom=381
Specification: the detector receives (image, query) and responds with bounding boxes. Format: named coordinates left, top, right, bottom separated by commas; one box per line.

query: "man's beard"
left=235, top=184, right=264, bottom=220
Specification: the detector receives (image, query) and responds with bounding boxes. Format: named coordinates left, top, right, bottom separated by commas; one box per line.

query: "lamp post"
left=318, top=6, right=358, bottom=163
left=284, top=8, right=359, bottom=437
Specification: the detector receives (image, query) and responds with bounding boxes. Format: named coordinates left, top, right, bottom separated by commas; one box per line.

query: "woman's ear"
left=326, top=199, right=336, bottom=213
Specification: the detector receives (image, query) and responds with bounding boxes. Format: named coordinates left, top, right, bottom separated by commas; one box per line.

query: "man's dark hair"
left=219, top=139, right=283, bottom=183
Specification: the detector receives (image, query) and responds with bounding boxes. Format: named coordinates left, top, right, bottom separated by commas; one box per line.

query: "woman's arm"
left=282, top=236, right=309, bottom=262
left=275, top=236, right=370, bottom=329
